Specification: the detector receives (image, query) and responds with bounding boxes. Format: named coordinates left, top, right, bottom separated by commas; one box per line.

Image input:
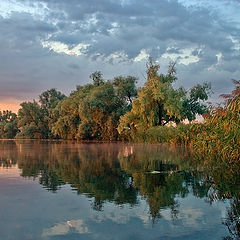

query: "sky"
left=0, top=0, right=239, bottom=112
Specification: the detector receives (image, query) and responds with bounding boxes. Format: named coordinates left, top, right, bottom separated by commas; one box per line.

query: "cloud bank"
left=0, top=0, right=239, bottom=110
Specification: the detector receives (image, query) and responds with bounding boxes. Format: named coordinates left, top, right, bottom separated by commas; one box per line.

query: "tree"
left=117, top=60, right=211, bottom=138
left=78, top=82, right=126, bottom=140
left=51, top=85, right=90, bottom=139
left=52, top=73, right=133, bottom=140
left=118, top=60, right=184, bottom=136
left=14, top=89, right=66, bottom=139
left=39, top=88, right=66, bottom=138
left=0, top=110, right=18, bottom=138
left=39, top=88, right=66, bottom=111
left=89, top=71, right=104, bottom=86
left=180, top=82, right=211, bottom=121
left=16, top=101, right=48, bottom=139
left=113, top=76, right=138, bottom=105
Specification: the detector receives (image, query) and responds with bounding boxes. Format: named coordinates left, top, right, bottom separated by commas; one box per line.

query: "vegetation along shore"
left=0, top=60, right=239, bottom=162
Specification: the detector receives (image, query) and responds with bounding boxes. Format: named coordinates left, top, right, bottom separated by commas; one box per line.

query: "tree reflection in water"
left=0, top=140, right=239, bottom=237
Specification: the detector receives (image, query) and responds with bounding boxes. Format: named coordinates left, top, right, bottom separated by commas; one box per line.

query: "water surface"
left=0, top=140, right=239, bottom=240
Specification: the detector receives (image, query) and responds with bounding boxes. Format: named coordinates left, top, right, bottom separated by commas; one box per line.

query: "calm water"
left=0, top=140, right=240, bottom=240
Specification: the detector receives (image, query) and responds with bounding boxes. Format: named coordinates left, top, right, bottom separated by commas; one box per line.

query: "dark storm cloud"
left=0, top=12, right=59, bottom=100
left=37, top=0, right=238, bottom=61
left=0, top=0, right=239, bottom=105
left=0, top=12, right=57, bottom=52
left=19, top=0, right=237, bottom=60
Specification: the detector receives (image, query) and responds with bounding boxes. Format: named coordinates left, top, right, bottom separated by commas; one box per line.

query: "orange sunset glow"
left=0, top=101, right=21, bottom=113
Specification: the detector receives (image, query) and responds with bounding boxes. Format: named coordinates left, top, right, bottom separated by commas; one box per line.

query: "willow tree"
left=52, top=72, right=136, bottom=140
left=17, top=101, right=48, bottom=139
left=77, top=82, right=126, bottom=140
left=118, top=60, right=184, bottom=135
left=51, top=84, right=93, bottom=139
left=118, top=60, right=210, bottom=139
left=38, top=88, right=66, bottom=138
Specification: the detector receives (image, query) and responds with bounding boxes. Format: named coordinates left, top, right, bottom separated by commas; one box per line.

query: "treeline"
left=0, top=60, right=212, bottom=141
left=1, top=60, right=239, bottom=161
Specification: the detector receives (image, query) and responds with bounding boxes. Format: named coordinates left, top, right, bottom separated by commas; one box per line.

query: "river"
left=0, top=140, right=239, bottom=240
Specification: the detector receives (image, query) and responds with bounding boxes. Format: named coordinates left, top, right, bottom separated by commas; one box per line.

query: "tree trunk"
left=157, top=101, right=163, bottom=126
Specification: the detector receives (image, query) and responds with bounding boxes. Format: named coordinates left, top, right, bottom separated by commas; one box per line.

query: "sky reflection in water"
left=0, top=140, right=239, bottom=240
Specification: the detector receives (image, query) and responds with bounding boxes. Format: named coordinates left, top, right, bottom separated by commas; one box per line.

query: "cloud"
left=41, top=40, right=90, bottom=56
left=134, top=49, right=150, bottom=62
left=162, top=47, right=201, bottom=65
left=42, top=219, right=89, bottom=237
left=0, top=0, right=239, bottom=109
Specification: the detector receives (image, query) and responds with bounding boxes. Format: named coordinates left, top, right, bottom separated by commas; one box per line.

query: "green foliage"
left=39, top=88, right=66, bottom=111
left=89, top=71, right=104, bottom=86
left=191, top=80, right=240, bottom=162
left=145, top=124, right=192, bottom=144
left=16, top=125, right=41, bottom=139
left=118, top=122, right=200, bottom=145
left=39, top=88, right=66, bottom=138
left=190, top=82, right=211, bottom=101
left=118, top=79, right=238, bottom=163
left=180, top=82, right=211, bottom=121
left=118, top=60, right=180, bottom=136
left=0, top=110, right=18, bottom=138
left=77, top=82, right=126, bottom=140
left=113, top=75, right=138, bottom=105
left=15, top=88, right=66, bottom=139
left=118, top=59, right=210, bottom=140
left=51, top=85, right=89, bottom=139
left=51, top=73, right=134, bottom=140
left=16, top=101, right=48, bottom=139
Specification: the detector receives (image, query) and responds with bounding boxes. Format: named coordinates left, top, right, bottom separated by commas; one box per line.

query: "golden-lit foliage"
left=118, top=60, right=210, bottom=141
left=191, top=80, right=240, bottom=162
